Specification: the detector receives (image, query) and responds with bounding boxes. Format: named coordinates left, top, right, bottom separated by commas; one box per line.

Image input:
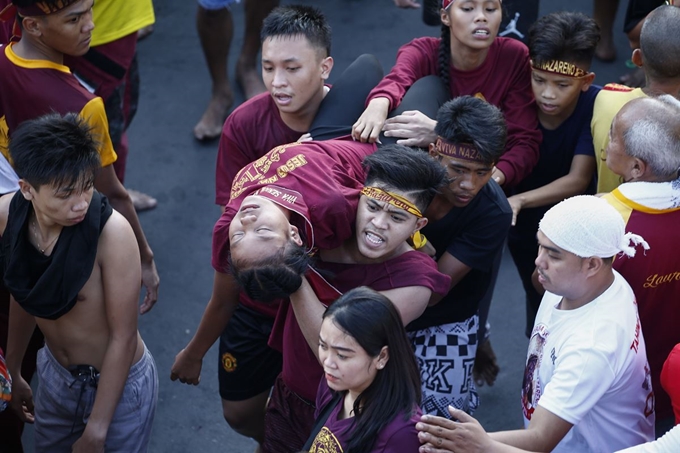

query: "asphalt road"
left=23, top=0, right=636, bottom=451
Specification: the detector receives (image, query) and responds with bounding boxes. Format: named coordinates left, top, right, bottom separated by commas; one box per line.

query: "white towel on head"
left=539, top=195, right=649, bottom=258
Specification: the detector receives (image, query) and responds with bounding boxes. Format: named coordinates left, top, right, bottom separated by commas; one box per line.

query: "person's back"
left=2, top=113, right=157, bottom=451
left=601, top=95, right=680, bottom=428
left=592, top=4, right=680, bottom=193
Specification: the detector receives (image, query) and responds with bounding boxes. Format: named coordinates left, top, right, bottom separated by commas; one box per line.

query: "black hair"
left=435, top=96, right=507, bottom=164
left=640, top=5, right=680, bottom=80
left=438, top=22, right=451, bottom=87
left=10, top=112, right=101, bottom=192
left=528, top=11, right=600, bottom=70
left=363, top=144, right=447, bottom=212
left=261, top=5, right=331, bottom=57
left=228, top=240, right=312, bottom=303
left=323, top=287, right=421, bottom=453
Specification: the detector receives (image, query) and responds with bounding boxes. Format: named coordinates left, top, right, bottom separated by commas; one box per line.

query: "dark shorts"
left=261, top=374, right=316, bottom=453
left=218, top=304, right=282, bottom=401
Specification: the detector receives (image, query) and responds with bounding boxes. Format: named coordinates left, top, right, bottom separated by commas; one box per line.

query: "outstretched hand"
left=352, top=98, right=390, bottom=143
left=140, top=259, right=160, bottom=314
left=170, top=348, right=203, bottom=385
left=507, top=195, right=524, bottom=227
left=9, top=375, right=34, bottom=423
left=416, top=407, right=491, bottom=453
left=383, top=110, right=437, bottom=147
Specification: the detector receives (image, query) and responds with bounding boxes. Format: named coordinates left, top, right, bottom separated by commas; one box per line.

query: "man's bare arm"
left=6, top=296, right=37, bottom=423
left=429, top=251, right=472, bottom=306
left=95, top=165, right=159, bottom=313
left=290, top=279, right=431, bottom=360
left=76, top=211, right=141, bottom=446
left=170, top=271, right=240, bottom=385
left=416, top=406, right=572, bottom=453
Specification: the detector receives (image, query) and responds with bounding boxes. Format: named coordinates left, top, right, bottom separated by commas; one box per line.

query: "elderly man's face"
left=605, top=111, right=638, bottom=182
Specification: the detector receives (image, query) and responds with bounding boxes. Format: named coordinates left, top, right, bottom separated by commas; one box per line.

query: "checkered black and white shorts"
left=409, top=314, right=480, bottom=419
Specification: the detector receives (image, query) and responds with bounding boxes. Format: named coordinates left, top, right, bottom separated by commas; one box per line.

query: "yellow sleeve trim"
left=5, top=43, right=71, bottom=73
left=80, top=98, right=118, bottom=167
left=0, top=116, right=9, bottom=162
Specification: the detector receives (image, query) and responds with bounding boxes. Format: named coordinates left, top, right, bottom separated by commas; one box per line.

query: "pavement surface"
left=22, top=0, right=637, bottom=451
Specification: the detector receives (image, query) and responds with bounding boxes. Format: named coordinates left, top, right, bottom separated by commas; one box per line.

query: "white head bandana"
left=539, top=195, right=650, bottom=258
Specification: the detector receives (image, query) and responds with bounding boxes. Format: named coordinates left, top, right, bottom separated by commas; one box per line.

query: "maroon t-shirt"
left=215, top=93, right=302, bottom=206
left=310, top=378, right=422, bottom=453
left=367, top=37, right=541, bottom=188
left=612, top=204, right=680, bottom=419
left=211, top=139, right=376, bottom=317
left=271, top=251, right=451, bottom=402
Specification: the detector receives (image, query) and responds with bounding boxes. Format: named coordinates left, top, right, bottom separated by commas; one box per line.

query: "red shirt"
left=215, top=92, right=302, bottom=206
left=271, top=251, right=452, bottom=402
left=367, top=37, right=541, bottom=188
left=661, top=344, right=680, bottom=424
left=211, top=139, right=376, bottom=316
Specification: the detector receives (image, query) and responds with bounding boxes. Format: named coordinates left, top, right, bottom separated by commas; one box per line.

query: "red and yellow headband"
left=531, top=60, right=588, bottom=78
left=0, top=0, right=80, bottom=39
left=361, top=186, right=422, bottom=218
left=434, top=136, right=485, bottom=163
left=443, top=0, right=502, bottom=10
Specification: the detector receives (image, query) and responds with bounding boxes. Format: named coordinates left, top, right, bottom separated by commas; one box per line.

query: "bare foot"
left=128, top=189, right=158, bottom=212
left=193, top=91, right=233, bottom=141
left=236, top=62, right=266, bottom=100
left=595, top=37, right=616, bottom=62
left=473, top=338, right=500, bottom=387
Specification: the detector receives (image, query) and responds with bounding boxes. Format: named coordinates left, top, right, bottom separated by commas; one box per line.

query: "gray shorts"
left=34, top=344, right=158, bottom=452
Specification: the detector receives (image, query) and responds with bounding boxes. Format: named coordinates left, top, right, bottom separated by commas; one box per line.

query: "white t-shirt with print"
left=522, top=271, right=655, bottom=452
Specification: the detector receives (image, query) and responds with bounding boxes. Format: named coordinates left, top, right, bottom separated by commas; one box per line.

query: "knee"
left=221, top=400, right=263, bottom=437
left=353, top=54, right=384, bottom=79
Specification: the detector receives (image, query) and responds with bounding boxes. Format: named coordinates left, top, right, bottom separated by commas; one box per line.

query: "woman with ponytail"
left=352, top=0, right=540, bottom=189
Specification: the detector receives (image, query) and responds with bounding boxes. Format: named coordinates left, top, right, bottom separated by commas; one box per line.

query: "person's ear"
left=320, top=56, right=334, bottom=81
left=376, top=346, right=389, bottom=370
left=18, top=180, right=34, bottom=201
left=630, top=157, right=646, bottom=181
left=581, top=72, right=596, bottom=92
left=428, top=143, right=438, bottom=158
left=440, top=8, right=451, bottom=27
left=631, top=48, right=644, bottom=68
left=414, top=217, right=428, bottom=232
left=584, top=256, right=605, bottom=276
left=290, top=225, right=303, bottom=246
left=20, top=16, right=42, bottom=37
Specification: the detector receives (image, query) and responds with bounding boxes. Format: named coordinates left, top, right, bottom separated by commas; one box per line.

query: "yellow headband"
left=361, top=186, right=422, bottom=218
left=531, top=60, right=588, bottom=78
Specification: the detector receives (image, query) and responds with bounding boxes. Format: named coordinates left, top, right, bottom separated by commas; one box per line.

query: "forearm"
left=6, top=297, right=36, bottom=375
left=185, top=272, right=240, bottom=357
left=86, top=333, right=138, bottom=437
left=489, top=429, right=551, bottom=452
left=289, top=278, right=326, bottom=358
left=513, top=174, right=591, bottom=211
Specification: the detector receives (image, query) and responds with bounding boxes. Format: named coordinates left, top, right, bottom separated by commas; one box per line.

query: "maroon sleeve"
left=365, top=37, right=440, bottom=110
left=494, top=42, right=541, bottom=188
left=211, top=207, right=234, bottom=273
left=215, top=124, right=257, bottom=206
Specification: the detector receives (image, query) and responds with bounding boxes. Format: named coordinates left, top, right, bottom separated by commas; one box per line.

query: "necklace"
left=30, top=217, right=59, bottom=255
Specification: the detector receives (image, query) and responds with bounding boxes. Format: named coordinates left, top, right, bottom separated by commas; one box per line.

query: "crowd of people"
left=0, top=0, right=679, bottom=452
